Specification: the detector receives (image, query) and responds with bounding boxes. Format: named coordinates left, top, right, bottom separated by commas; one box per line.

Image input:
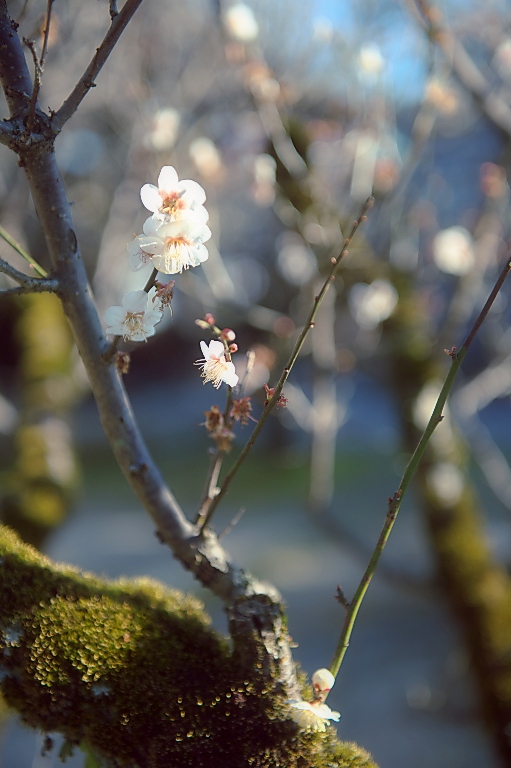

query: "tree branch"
left=51, top=0, right=145, bottom=132
left=329, top=251, right=511, bottom=679
left=411, top=0, right=511, bottom=139
left=0, top=2, right=299, bottom=697
left=0, top=256, right=55, bottom=289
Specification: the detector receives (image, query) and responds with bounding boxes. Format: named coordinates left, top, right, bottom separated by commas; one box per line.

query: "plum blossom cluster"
left=128, top=166, right=211, bottom=275
left=103, top=166, right=212, bottom=347
left=103, top=167, right=243, bottom=393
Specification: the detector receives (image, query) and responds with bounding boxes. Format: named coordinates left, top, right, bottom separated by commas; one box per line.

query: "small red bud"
left=229, top=343, right=238, bottom=353
left=204, top=313, right=216, bottom=325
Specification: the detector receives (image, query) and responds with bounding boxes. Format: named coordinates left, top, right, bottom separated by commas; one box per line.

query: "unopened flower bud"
left=312, top=668, right=335, bottom=693
left=205, top=313, right=216, bottom=325
left=229, top=343, right=238, bottom=354
left=195, top=319, right=211, bottom=330
left=221, top=328, right=236, bottom=342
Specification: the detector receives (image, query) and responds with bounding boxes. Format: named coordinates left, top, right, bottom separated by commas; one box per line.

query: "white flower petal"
left=206, top=340, right=225, bottom=358
left=158, top=165, right=179, bottom=192
left=122, top=290, right=150, bottom=313
left=140, top=184, right=162, bottom=213
left=180, top=179, right=206, bottom=206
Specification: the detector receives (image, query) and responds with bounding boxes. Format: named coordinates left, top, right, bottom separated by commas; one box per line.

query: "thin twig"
left=0, top=225, right=47, bottom=276
left=198, top=197, right=374, bottom=532
left=195, top=383, right=234, bottom=525
left=219, top=507, right=246, bottom=540
left=21, top=38, right=41, bottom=138
left=40, top=0, right=54, bottom=68
left=51, top=0, right=145, bottom=133
left=0, top=256, right=57, bottom=292
left=410, top=0, right=511, bottom=139
left=328, top=252, right=511, bottom=680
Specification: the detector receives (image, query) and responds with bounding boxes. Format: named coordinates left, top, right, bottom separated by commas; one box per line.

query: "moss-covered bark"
left=0, top=525, right=377, bottom=768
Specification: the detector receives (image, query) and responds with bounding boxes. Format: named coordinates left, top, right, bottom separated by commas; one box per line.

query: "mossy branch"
left=0, top=525, right=377, bottom=768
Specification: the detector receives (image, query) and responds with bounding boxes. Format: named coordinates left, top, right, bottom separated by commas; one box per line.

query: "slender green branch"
left=329, top=253, right=511, bottom=679
left=0, top=225, right=47, bottom=277
left=199, top=197, right=374, bottom=532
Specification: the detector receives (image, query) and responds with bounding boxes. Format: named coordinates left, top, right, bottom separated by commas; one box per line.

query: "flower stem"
left=328, top=252, right=511, bottom=680
left=199, top=197, right=374, bottom=532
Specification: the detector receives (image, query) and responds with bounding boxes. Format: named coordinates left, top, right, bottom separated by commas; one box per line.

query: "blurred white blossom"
left=358, top=43, right=385, bottom=77
left=277, top=234, right=317, bottom=287
left=493, top=38, right=511, bottom=81
left=104, top=290, right=162, bottom=341
left=224, top=3, right=259, bottom=42
left=426, top=462, right=465, bottom=507
left=195, top=340, right=239, bottom=389
left=144, top=108, right=181, bottom=151
left=349, top=279, right=398, bottom=330
left=189, top=137, right=223, bottom=179
left=432, top=226, right=475, bottom=276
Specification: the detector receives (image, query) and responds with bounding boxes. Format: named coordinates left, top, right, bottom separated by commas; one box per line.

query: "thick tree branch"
left=51, top=0, right=145, bottom=132
left=0, top=2, right=299, bottom=697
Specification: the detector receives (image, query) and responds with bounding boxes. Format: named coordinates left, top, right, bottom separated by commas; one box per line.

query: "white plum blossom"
left=128, top=217, right=211, bottom=275
left=140, top=165, right=208, bottom=224
left=195, top=340, right=239, bottom=389
left=289, top=700, right=340, bottom=732
left=104, top=290, right=162, bottom=342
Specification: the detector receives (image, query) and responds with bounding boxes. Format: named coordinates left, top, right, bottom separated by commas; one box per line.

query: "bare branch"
left=0, top=256, right=56, bottom=291
left=51, top=0, right=145, bottom=132
left=411, top=0, right=511, bottom=139
left=0, top=2, right=33, bottom=116
left=40, top=0, right=54, bottom=67
left=21, top=37, right=41, bottom=137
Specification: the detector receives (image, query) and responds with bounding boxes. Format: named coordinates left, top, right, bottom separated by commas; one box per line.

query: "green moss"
left=0, top=525, right=377, bottom=768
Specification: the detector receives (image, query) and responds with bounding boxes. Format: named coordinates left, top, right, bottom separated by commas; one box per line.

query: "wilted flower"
left=140, top=165, right=208, bottom=223
left=289, top=700, right=340, bottom=732
left=128, top=217, right=211, bottom=275
left=104, top=290, right=162, bottom=342
left=230, top=397, right=254, bottom=425
left=195, top=340, right=239, bottom=389
left=203, top=405, right=224, bottom=432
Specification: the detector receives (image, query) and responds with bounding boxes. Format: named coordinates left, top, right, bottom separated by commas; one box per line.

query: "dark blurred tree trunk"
left=1, top=293, right=79, bottom=547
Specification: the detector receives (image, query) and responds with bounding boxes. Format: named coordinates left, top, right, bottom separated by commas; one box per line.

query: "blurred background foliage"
left=2, top=0, right=511, bottom=766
